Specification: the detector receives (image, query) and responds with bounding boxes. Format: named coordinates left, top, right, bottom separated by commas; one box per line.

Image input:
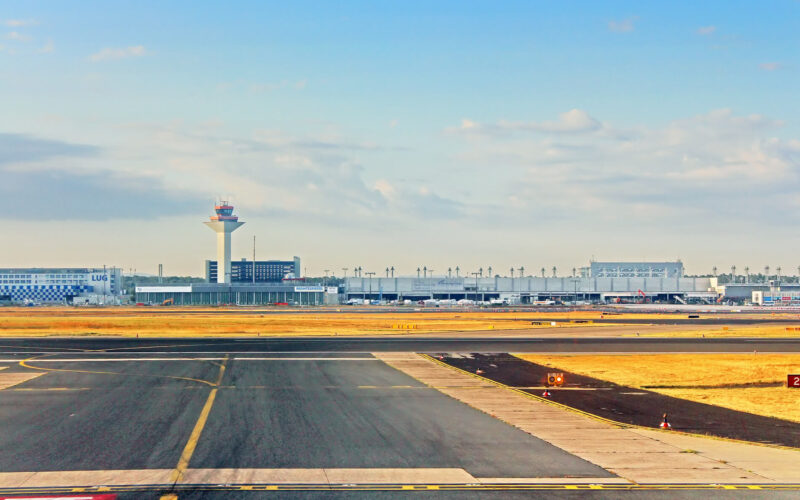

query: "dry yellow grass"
left=516, top=353, right=800, bottom=422
left=0, top=307, right=611, bottom=337
left=630, top=325, right=800, bottom=338
left=2, top=307, right=800, bottom=338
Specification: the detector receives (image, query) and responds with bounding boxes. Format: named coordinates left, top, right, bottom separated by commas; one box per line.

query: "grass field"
left=1, top=307, right=800, bottom=338
left=516, top=353, right=800, bottom=423
left=0, top=307, right=611, bottom=337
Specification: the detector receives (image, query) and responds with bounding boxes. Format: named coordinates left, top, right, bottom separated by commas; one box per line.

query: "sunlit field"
left=516, top=353, right=800, bottom=423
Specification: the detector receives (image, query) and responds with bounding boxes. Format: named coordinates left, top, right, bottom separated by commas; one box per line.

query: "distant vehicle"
left=532, top=300, right=556, bottom=306
left=457, top=299, right=475, bottom=306
left=489, top=298, right=507, bottom=306
left=346, top=298, right=364, bottom=305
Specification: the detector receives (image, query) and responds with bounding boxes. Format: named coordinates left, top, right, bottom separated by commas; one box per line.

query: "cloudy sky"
left=1, top=1, right=799, bottom=277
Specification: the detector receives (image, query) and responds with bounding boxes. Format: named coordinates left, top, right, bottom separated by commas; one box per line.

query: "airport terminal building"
left=205, top=257, right=301, bottom=283
left=343, top=275, right=716, bottom=303
left=134, top=283, right=338, bottom=306
left=0, top=267, right=123, bottom=305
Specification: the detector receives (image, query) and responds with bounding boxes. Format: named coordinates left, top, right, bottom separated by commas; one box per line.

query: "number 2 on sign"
left=790, top=375, right=800, bottom=387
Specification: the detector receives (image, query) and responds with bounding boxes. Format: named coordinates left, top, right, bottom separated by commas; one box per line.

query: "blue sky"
left=1, top=1, right=799, bottom=276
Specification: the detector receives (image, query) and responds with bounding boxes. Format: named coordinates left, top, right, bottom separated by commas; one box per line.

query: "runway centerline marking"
left=169, top=355, right=229, bottom=486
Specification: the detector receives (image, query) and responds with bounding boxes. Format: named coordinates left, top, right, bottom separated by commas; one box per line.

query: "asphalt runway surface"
left=1, top=336, right=800, bottom=356
left=2, top=337, right=799, bottom=499
left=0, top=351, right=610, bottom=498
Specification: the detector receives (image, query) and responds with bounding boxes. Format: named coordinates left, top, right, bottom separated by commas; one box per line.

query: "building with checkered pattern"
left=0, top=267, right=122, bottom=305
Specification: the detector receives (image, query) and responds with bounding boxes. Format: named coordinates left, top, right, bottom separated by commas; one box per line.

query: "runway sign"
left=789, top=374, right=800, bottom=388
left=547, top=372, right=564, bottom=386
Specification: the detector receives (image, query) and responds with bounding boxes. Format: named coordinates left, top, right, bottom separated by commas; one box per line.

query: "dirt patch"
left=437, top=353, right=800, bottom=448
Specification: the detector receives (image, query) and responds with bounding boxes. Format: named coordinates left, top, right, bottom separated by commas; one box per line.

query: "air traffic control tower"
left=204, top=201, right=244, bottom=284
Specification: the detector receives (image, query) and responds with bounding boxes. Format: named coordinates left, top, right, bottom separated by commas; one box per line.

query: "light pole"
left=455, top=266, right=460, bottom=278
left=448, top=267, right=452, bottom=278
left=712, top=266, right=717, bottom=277
left=541, top=267, right=545, bottom=278
left=479, top=267, right=483, bottom=278
left=744, top=266, right=749, bottom=284
left=342, top=267, right=348, bottom=278
left=423, top=266, right=427, bottom=278
left=731, top=265, right=736, bottom=284
left=390, top=266, right=395, bottom=278
left=365, top=271, right=375, bottom=300
left=471, top=272, right=480, bottom=302
left=488, top=266, right=493, bottom=277
left=765, top=265, right=770, bottom=283
left=417, top=267, right=421, bottom=278
left=385, top=267, right=389, bottom=278
left=552, top=266, right=557, bottom=278
left=323, top=269, right=330, bottom=287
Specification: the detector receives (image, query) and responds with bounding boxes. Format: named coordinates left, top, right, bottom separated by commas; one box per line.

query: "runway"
left=0, top=336, right=799, bottom=357
left=1, top=337, right=798, bottom=498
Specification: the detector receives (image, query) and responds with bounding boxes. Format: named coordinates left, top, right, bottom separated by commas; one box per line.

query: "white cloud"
left=4, top=31, right=32, bottom=42
left=38, top=40, right=54, bottom=53
left=608, top=16, right=637, bottom=33
left=447, top=108, right=799, bottom=225
left=89, top=45, right=146, bottom=62
left=4, top=19, right=36, bottom=27
left=759, top=62, right=782, bottom=71
left=450, top=109, right=602, bottom=135
left=696, top=26, right=716, bottom=35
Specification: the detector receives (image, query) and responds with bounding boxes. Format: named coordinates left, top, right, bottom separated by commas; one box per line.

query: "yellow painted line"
left=169, top=356, right=228, bottom=484
left=9, top=387, right=90, bottom=392
left=19, top=355, right=218, bottom=387
left=160, top=494, right=178, bottom=500
left=0, top=482, right=799, bottom=493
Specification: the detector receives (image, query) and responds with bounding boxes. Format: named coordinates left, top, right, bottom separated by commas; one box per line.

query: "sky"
left=1, top=1, right=799, bottom=277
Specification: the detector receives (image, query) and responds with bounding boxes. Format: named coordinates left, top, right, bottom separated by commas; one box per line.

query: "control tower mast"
left=204, top=201, right=245, bottom=284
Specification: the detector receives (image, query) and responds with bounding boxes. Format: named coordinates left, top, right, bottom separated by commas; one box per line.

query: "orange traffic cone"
left=542, top=389, right=551, bottom=398
left=476, top=369, right=484, bottom=375
left=659, top=413, right=672, bottom=429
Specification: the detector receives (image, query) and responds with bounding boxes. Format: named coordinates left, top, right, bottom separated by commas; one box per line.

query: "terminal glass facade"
left=206, top=257, right=301, bottom=283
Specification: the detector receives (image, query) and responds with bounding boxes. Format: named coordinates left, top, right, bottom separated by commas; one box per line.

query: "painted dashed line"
left=0, top=484, right=797, bottom=494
